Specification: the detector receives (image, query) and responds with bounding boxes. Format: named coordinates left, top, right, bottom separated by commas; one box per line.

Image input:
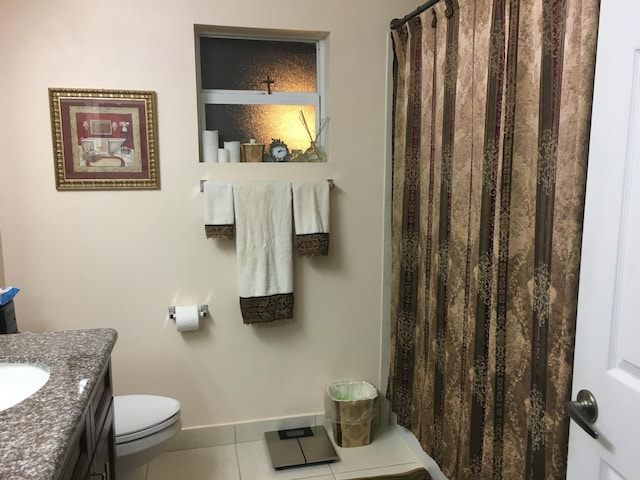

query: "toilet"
left=113, top=395, right=182, bottom=478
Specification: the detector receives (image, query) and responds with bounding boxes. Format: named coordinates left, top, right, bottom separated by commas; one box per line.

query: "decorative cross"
left=262, top=75, right=275, bottom=94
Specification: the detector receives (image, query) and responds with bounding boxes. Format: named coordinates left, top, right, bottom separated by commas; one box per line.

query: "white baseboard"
left=166, top=413, right=325, bottom=451
left=390, top=414, right=449, bottom=480
left=167, top=410, right=448, bottom=480
left=169, top=396, right=392, bottom=452
left=167, top=409, right=446, bottom=480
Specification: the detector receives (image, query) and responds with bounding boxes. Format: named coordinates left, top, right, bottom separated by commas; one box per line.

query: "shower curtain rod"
left=389, top=0, right=454, bottom=30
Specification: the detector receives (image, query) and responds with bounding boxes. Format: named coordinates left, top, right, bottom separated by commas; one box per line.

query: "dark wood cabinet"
left=60, top=361, right=115, bottom=480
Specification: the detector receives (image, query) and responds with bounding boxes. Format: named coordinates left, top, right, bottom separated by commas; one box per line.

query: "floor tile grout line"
left=234, top=442, right=242, bottom=480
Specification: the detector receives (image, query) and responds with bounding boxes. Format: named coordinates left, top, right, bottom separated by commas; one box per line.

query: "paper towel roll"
left=218, top=148, right=230, bottom=163
left=202, top=130, right=219, bottom=163
left=174, top=305, right=200, bottom=332
left=224, top=141, right=241, bottom=163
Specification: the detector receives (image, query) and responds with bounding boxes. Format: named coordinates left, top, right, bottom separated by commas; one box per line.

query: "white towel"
left=233, top=182, right=294, bottom=323
left=204, top=181, right=234, bottom=239
left=292, top=181, right=330, bottom=256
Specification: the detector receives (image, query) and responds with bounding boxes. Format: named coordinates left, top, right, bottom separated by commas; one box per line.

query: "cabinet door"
left=61, top=361, right=115, bottom=480
left=89, top=400, right=115, bottom=480
left=60, top=415, right=91, bottom=480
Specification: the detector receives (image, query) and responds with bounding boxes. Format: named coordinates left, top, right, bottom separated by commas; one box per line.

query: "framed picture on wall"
left=48, top=88, right=160, bottom=190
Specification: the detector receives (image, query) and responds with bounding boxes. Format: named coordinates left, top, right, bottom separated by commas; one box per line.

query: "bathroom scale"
left=265, top=426, right=339, bottom=470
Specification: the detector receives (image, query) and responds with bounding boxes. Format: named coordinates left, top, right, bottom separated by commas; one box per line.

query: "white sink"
left=0, top=363, right=50, bottom=412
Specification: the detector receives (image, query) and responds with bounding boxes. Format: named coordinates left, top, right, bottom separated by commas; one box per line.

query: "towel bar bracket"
left=199, top=179, right=335, bottom=192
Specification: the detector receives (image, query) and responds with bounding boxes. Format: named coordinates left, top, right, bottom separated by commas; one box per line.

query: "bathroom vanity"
left=0, top=328, right=117, bottom=479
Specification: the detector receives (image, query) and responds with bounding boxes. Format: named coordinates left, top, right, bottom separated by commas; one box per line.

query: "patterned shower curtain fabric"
left=387, top=1, right=599, bottom=479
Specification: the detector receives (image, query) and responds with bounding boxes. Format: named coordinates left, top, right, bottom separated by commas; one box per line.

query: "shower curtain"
left=387, top=0, right=599, bottom=478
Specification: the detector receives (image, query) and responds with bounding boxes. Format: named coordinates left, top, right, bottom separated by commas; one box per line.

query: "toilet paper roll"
left=174, top=305, right=200, bottom=332
left=202, top=130, right=219, bottom=163
left=224, top=141, right=241, bottom=163
left=218, top=148, right=230, bottom=163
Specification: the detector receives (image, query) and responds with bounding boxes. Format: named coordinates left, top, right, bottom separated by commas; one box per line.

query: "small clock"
left=269, top=139, right=290, bottom=162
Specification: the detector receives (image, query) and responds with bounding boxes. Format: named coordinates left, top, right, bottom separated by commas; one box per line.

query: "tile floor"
left=135, top=424, right=445, bottom=480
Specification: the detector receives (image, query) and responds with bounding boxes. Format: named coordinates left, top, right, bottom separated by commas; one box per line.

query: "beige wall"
left=0, top=232, right=4, bottom=286
left=0, top=0, right=413, bottom=428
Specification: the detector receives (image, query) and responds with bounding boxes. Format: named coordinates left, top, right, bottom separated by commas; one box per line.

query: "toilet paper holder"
left=168, top=305, right=209, bottom=319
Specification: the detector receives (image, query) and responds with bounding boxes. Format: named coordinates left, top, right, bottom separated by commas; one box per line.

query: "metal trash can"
left=324, top=381, right=377, bottom=447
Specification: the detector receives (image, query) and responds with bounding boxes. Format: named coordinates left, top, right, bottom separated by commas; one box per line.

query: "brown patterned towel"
left=345, top=468, right=432, bottom=480
left=204, top=181, right=234, bottom=239
left=292, top=181, right=330, bottom=256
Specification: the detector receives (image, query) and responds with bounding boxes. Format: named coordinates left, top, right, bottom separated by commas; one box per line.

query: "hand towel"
left=292, top=181, right=330, bottom=256
left=233, top=182, right=294, bottom=323
left=204, top=181, right=234, bottom=239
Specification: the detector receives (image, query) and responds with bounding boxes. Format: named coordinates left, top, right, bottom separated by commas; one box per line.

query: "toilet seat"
left=114, top=395, right=181, bottom=444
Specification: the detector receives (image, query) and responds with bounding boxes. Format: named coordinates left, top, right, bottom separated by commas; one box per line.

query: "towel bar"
left=199, top=179, right=335, bottom=192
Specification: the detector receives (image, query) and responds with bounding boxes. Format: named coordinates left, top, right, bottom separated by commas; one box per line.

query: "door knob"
left=565, top=389, right=599, bottom=439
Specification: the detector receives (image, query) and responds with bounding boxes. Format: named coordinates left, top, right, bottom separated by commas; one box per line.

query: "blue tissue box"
left=0, top=287, right=19, bottom=306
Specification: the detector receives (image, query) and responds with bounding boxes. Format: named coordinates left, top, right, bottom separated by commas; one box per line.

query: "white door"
left=566, top=0, right=640, bottom=478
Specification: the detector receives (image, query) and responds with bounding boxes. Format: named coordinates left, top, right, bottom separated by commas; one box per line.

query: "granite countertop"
left=0, top=328, right=117, bottom=480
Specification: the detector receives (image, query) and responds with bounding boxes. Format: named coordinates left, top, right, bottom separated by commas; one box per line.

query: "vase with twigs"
left=299, top=110, right=329, bottom=162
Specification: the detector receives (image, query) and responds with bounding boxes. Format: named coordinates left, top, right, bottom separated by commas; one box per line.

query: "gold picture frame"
left=49, top=88, right=160, bottom=190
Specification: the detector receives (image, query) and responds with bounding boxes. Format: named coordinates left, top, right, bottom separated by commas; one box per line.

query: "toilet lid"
left=114, top=395, right=181, bottom=442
